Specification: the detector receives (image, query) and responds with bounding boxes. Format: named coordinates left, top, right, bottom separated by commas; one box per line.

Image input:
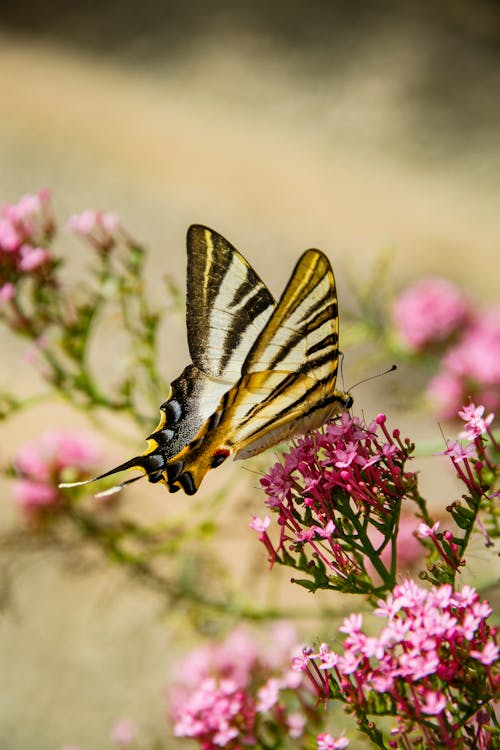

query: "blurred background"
left=1, top=2, right=499, bottom=748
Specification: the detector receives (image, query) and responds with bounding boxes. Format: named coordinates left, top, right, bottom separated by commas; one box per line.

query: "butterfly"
left=61, top=225, right=352, bottom=496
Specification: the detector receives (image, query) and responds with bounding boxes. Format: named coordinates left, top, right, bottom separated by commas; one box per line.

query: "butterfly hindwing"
left=244, top=249, right=339, bottom=380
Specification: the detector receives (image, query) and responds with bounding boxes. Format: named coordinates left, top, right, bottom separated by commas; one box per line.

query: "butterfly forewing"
left=187, top=225, right=275, bottom=380
left=244, top=249, right=339, bottom=380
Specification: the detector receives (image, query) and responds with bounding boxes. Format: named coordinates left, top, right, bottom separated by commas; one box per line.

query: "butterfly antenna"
left=339, top=351, right=346, bottom=390
left=94, top=474, right=144, bottom=499
left=348, top=364, right=397, bottom=392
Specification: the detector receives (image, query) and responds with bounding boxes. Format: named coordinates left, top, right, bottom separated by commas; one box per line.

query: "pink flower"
left=317, top=732, right=349, bottom=749
left=420, top=690, right=447, bottom=715
left=15, top=430, right=99, bottom=478
left=291, top=648, right=311, bottom=672
left=67, top=210, right=98, bottom=234
left=417, top=521, right=440, bottom=538
left=110, top=718, right=136, bottom=746
left=0, top=189, right=54, bottom=248
left=0, top=282, right=15, bottom=301
left=249, top=515, right=270, bottom=533
left=458, top=403, right=494, bottom=441
left=13, top=480, right=58, bottom=520
left=393, top=278, right=470, bottom=351
left=286, top=711, right=306, bottom=738
left=438, top=439, right=475, bottom=461
left=339, top=613, right=363, bottom=635
left=12, top=430, right=100, bottom=523
left=0, top=217, right=21, bottom=251
left=256, top=677, right=280, bottom=711
left=446, top=309, right=500, bottom=386
left=67, top=209, right=121, bottom=251
left=18, top=244, right=50, bottom=271
left=471, top=642, right=499, bottom=666
left=313, top=643, right=338, bottom=670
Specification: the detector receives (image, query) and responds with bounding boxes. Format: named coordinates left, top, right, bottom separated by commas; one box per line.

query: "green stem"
left=343, top=505, right=394, bottom=589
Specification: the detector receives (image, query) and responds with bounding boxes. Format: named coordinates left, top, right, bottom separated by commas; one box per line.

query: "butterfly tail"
left=59, top=452, right=165, bottom=491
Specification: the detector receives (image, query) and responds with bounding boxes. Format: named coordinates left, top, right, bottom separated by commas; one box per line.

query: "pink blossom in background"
left=428, top=308, right=500, bottom=417
left=178, top=626, right=260, bottom=690
left=444, top=307, right=500, bottom=388
left=372, top=511, right=424, bottom=572
left=12, top=430, right=100, bottom=523
left=0, top=217, right=21, bottom=252
left=67, top=209, right=121, bottom=251
left=0, top=190, right=54, bottom=297
left=392, top=277, right=470, bottom=351
left=0, top=189, right=54, bottom=251
left=0, top=282, right=15, bottom=301
left=14, top=430, right=100, bottom=479
left=427, top=371, right=465, bottom=419
left=14, top=479, right=58, bottom=512
left=169, top=624, right=314, bottom=749
left=317, top=733, right=349, bottom=750
left=286, top=712, right=306, bottom=738
left=110, top=718, right=136, bottom=746
left=67, top=210, right=99, bottom=235
left=18, top=244, right=50, bottom=271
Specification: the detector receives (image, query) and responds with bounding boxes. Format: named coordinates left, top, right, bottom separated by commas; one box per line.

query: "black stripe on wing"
left=240, top=251, right=338, bottom=378
left=186, top=225, right=275, bottom=378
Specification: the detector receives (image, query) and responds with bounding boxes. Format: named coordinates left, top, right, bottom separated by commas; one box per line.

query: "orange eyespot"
left=211, top=449, right=230, bottom=468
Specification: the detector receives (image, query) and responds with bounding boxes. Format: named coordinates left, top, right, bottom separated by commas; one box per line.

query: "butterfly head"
left=344, top=394, right=354, bottom=410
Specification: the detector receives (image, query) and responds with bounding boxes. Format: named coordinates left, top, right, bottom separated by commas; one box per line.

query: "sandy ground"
left=0, top=25, right=499, bottom=750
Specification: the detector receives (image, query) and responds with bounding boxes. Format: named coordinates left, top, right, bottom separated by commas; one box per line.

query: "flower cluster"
left=433, top=403, right=499, bottom=558
left=12, top=430, right=100, bottom=524
left=255, top=413, right=419, bottom=594
left=0, top=189, right=56, bottom=302
left=295, top=580, right=499, bottom=749
left=169, top=624, right=320, bottom=749
left=392, top=278, right=500, bottom=418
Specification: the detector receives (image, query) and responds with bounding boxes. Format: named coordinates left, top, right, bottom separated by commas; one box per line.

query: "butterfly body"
left=61, top=226, right=351, bottom=496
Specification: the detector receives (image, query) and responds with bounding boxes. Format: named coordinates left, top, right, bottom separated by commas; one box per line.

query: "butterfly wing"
left=145, top=225, right=276, bottom=461
left=166, top=249, right=352, bottom=494
left=186, top=224, right=277, bottom=380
